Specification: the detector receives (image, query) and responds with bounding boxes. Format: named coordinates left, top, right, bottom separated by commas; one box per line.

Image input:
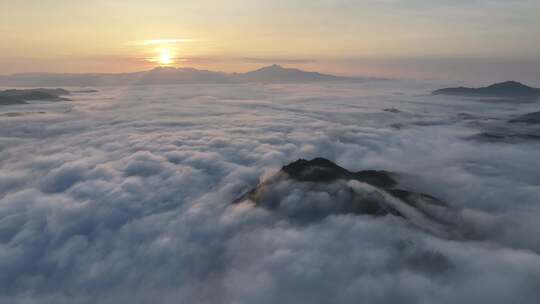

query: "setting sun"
left=157, top=48, right=174, bottom=65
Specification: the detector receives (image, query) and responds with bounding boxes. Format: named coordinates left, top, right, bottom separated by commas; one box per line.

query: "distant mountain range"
left=233, top=64, right=346, bottom=82
left=0, top=65, right=355, bottom=87
left=433, top=81, right=540, bottom=99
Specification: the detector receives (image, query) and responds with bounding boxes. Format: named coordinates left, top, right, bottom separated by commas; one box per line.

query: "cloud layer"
left=0, top=81, right=539, bottom=303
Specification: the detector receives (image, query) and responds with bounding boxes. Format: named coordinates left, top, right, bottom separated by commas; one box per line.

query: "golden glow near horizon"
left=143, top=39, right=194, bottom=46
left=143, top=44, right=179, bottom=66
left=137, top=39, right=191, bottom=67
left=157, top=47, right=174, bottom=65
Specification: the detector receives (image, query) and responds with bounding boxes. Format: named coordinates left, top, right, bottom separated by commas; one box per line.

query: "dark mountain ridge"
left=234, top=64, right=346, bottom=82
left=433, top=81, right=540, bottom=98
left=509, top=111, right=540, bottom=124
left=234, top=158, right=456, bottom=237
left=0, top=88, right=70, bottom=105
left=0, top=65, right=352, bottom=87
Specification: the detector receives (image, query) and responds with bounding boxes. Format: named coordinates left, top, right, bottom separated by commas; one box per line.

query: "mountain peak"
left=150, top=66, right=177, bottom=71
left=251, top=64, right=287, bottom=73
left=487, top=81, right=530, bottom=89
left=282, top=158, right=350, bottom=182
left=240, top=65, right=346, bottom=82
left=433, top=81, right=540, bottom=98
left=267, top=64, right=284, bottom=69
left=233, top=157, right=452, bottom=236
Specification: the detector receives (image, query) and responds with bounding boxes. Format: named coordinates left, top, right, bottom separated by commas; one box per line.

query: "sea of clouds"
left=0, top=81, right=539, bottom=303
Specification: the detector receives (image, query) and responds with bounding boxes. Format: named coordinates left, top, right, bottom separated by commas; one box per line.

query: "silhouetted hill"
left=0, top=65, right=353, bottom=87
left=233, top=158, right=455, bottom=236
left=234, top=64, right=348, bottom=82
left=281, top=157, right=396, bottom=187
left=0, top=88, right=70, bottom=105
left=509, top=111, right=540, bottom=124
left=433, top=81, right=540, bottom=98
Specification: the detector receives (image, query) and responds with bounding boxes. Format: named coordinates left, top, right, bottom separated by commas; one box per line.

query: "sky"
left=1, top=0, right=540, bottom=81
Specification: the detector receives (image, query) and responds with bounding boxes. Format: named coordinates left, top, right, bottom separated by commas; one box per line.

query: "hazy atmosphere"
left=1, top=0, right=540, bottom=82
left=1, top=1, right=540, bottom=304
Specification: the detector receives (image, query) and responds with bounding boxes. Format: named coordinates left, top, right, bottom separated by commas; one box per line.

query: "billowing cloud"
left=0, top=80, right=539, bottom=303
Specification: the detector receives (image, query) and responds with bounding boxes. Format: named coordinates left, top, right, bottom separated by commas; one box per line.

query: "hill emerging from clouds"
left=0, top=65, right=355, bottom=87
left=433, top=81, right=540, bottom=99
left=0, top=88, right=70, bottom=105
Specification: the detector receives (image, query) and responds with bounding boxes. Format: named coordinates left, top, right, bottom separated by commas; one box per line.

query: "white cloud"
left=0, top=81, right=539, bottom=303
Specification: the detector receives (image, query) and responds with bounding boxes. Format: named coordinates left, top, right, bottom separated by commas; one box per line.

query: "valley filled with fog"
left=1, top=80, right=539, bottom=304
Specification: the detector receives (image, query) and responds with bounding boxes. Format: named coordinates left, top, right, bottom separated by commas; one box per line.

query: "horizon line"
left=0, top=64, right=356, bottom=78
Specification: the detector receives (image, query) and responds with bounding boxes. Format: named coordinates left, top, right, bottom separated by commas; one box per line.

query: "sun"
left=157, top=48, right=174, bottom=65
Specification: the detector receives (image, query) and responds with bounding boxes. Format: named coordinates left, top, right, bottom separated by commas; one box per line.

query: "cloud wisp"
left=134, top=38, right=196, bottom=46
